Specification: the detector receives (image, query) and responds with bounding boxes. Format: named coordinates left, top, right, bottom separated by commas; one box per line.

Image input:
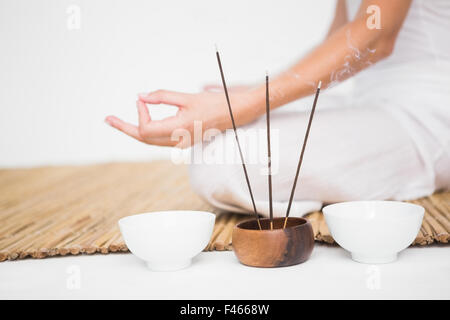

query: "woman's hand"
left=105, top=86, right=264, bottom=148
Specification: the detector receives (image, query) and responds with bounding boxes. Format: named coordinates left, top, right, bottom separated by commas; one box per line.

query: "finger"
left=139, top=115, right=185, bottom=138
left=136, top=100, right=150, bottom=128
left=138, top=90, right=190, bottom=107
left=141, top=136, right=184, bottom=148
left=145, top=127, right=194, bottom=148
left=105, top=115, right=186, bottom=146
left=105, top=116, right=142, bottom=141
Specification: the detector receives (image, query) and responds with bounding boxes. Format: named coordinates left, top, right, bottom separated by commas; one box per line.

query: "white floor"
left=0, top=244, right=449, bottom=300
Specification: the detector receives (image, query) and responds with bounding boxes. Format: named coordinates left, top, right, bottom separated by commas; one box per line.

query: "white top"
left=347, top=0, right=450, bottom=189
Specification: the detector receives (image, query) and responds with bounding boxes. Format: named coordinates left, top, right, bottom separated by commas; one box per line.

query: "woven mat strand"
left=0, top=161, right=448, bottom=261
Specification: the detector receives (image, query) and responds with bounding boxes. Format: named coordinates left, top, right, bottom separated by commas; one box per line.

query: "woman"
left=106, top=0, right=449, bottom=217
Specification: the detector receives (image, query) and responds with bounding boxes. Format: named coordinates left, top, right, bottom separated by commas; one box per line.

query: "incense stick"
left=215, top=48, right=262, bottom=230
left=265, top=72, right=273, bottom=230
left=283, top=81, right=322, bottom=229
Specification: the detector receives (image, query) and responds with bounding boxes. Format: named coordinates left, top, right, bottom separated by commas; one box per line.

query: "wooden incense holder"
left=232, top=217, right=314, bottom=268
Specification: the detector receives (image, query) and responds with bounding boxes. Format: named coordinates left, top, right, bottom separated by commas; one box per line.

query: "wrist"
left=233, top=87, right=266, bottom=126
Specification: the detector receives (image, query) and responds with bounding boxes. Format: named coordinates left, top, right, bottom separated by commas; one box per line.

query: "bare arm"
left=251, top=0, right=412, bottom=111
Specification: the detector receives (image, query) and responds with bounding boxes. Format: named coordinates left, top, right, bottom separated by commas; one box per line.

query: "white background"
left=0, top=0, right=336, bottom=167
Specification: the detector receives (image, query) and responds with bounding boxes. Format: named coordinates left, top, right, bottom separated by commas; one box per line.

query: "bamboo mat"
left=0, top=161, right=448, bottom=261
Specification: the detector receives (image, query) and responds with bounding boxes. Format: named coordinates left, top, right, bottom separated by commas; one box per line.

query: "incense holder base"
left=232, top=217, right=314, bottom=268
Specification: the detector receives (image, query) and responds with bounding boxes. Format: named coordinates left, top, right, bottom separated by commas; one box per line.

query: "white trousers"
left=188, top=95, right=449, bottom=217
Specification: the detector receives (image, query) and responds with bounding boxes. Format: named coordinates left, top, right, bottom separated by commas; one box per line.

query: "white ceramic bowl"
left=118, top=210, right=215, bottom=271
left=323, top=201, right=424, bottom=264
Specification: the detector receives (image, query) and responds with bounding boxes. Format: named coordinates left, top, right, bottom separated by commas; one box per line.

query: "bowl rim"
left=118, top=210, right=216, bottom=228
left=322, top=200, right=424, bottom=220
left=234, top=217, right=310, bottom=233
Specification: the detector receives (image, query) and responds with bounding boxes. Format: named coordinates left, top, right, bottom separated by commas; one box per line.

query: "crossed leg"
left=189, top=103, right=432, bottom=217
